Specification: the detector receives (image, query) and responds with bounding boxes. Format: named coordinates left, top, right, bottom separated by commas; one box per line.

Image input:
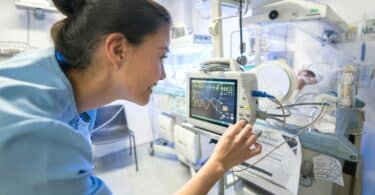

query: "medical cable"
left=252, top=90, right=330, bottom=131
left=239, top=0, right=243, bottom=56
left=277, top=102, right=330, bottom=109
left=269, top=96, right=287, bottom=127
left=295, top=92, right=319, bottom=104
left=266, top=116, right=284, bottom=123
left=252, top=90, right=288, bottom=126
left=256, top=110, right=291, bottom=120
left=266, top=102, right=329, bottom=131
left=236, top=0, right=247, bottom=65
left=200, top=63, right=230, bottom=72
left=267, top=111, right=291, bottom=118
left=232, top=103, right=328, bottom=173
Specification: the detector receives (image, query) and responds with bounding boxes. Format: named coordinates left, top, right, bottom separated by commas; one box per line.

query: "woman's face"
left=116, top=25, right=170, bottom=105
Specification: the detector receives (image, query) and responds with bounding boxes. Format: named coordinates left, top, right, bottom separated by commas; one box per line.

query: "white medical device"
left=244, top=0, right=348, bottom=33
left=186, top=71, right=258, bottom=135
left=250, top=60, right=298, bottom=104
left=174, top=125, right=200, bottom=166
left=158, top=113, right=175, bottom=142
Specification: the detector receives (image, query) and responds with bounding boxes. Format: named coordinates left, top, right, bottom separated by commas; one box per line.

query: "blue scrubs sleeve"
left=0, top=119, right=111, bottom=195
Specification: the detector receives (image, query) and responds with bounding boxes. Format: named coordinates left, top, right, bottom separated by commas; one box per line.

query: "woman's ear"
left=104, top=33, right=129, bottom=69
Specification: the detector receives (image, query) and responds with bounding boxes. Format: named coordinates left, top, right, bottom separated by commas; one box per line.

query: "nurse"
left=0, top=0, right=261, bottom=194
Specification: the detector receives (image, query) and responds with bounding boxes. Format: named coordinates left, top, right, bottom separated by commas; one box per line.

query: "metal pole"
left=210, top=1, right=225, bottom=194
left=210, top=0, right=223, bottom=58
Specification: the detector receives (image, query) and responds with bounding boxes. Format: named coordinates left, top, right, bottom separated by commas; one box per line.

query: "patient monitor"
left=186, top=71, right=258, bottom=135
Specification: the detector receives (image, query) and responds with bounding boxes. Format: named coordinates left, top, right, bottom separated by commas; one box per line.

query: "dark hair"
left=305, top=70, right=316, bottom=78
left=51, top=0, right=171, bottom=69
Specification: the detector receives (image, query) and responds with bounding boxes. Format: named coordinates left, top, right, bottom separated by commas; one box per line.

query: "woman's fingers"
left=236, top=123, right=253, bottom=142
left=248, top=142, right=262, bottom=157
left=245, top=134, right=257, bottom=148
left=225, top=120, right=247, bottom=138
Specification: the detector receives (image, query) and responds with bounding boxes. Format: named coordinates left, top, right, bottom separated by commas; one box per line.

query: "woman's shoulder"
left=0, top=48, right=65, bottom=83
left=0, top=48, right=77, bottom=123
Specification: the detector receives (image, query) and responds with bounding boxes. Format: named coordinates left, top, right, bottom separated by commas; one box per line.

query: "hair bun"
left=52, top=0, right=86, bottom=17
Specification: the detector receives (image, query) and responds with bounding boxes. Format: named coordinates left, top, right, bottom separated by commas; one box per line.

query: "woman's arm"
left=174, top=120, right=261, bottom=195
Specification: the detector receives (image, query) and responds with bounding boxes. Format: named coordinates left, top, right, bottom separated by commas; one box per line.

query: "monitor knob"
left=269, top=10, right=279, bottom=20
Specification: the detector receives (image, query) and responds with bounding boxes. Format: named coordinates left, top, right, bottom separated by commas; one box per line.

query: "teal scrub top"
left=0, top=48, right=111, bottom=195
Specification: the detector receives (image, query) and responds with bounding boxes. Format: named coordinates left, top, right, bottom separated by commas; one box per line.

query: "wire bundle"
left=233, top=90, right=329, bottom=173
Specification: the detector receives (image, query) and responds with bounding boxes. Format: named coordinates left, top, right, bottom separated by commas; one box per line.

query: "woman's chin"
left=134, top=95, right=150, bottom=106
left=136, top=100, right=149, bottom=106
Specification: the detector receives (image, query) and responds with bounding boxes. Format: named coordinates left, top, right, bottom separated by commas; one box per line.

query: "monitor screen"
left=189, top=78, right=237, bottom=127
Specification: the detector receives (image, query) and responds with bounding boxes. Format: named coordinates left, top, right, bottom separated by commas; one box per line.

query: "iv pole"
left=208, top=1, right=225, bottom=194
left=210, top=0, right=224, bottom=58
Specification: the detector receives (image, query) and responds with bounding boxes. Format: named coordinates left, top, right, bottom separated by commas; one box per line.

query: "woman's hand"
left=174, top=120, right=261, bottom=195
left=207, top=120, right=261, bottom=172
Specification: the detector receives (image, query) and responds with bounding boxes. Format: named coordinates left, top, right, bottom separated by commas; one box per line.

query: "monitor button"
left=239, top=118, right=249, bottom=123
left=243, top=105, right=251, bottom=110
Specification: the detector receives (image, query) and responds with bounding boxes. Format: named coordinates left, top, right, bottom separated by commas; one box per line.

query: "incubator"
left=150, top=1, right=370, bottom=194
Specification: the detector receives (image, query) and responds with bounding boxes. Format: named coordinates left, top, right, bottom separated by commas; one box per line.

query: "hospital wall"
left=0, top=0, right=61, bottom=58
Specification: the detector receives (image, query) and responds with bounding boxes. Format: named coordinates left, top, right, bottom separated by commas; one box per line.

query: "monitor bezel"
left=188, top=77, right=238, bottom=131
